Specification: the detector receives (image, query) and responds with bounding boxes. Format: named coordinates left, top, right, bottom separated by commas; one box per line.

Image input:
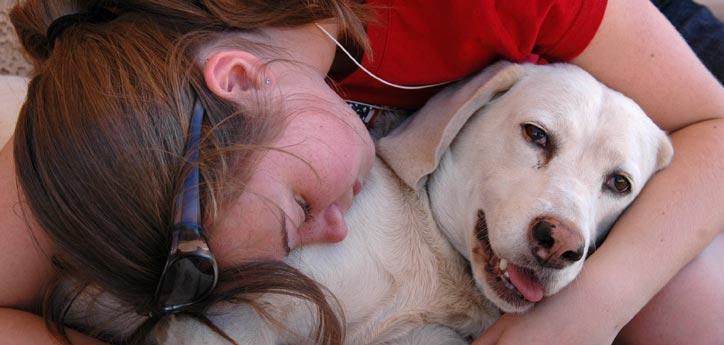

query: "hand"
left=473, top=302, right=618, bottom=345
left=473, top=312, right=553, bottom=345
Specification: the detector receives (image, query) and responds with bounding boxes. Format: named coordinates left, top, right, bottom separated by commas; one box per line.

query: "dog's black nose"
left=529, top=217, right=584, bottom=269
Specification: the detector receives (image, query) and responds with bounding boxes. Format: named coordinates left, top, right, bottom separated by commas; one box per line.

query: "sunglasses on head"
left=152, top=97, right=218, bottom=316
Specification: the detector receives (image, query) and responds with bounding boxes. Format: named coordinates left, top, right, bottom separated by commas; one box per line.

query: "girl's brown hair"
left=9, top=0, right=370, bottom=344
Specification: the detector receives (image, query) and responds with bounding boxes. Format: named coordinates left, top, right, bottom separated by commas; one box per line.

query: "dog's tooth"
left=503, top=271, right=510, bottom=278
left=499, top=259, right=508, bottom=271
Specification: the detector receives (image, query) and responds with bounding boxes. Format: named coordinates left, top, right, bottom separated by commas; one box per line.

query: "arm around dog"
left=0, top=140, right=46, bottom=310
left=0, top=308, right=107, bottom=345
left=0, top=139, right=108, bottom=343
left=477, top=0, right=724, bottom=344
left=0, top=139, right=68, bottom=343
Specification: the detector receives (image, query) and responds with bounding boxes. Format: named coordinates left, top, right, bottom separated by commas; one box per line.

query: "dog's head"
left=378, top=62, right=673, bottom=313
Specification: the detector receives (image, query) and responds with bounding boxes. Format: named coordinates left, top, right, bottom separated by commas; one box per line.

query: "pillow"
left=0, top=74, right=28, bottom=147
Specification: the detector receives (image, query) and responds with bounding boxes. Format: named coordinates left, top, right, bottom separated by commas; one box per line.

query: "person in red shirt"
left=1, top=1, right=722, bottom=344
left=334, top=0, right=607, bottom=110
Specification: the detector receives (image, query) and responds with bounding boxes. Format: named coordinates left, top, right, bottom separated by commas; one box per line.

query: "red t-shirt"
left=334, top=0, right=608, bottom=109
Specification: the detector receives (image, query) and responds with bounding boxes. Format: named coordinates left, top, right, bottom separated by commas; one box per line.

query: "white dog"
left=157, top=62, right=673, bottom=344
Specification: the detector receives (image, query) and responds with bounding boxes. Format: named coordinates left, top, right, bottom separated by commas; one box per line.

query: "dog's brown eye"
left=605, top=174, right=632, bottom=194
left=522, top=124, right=548, bottom=148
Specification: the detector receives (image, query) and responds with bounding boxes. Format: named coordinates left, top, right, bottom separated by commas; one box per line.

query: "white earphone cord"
left=315, top=24, right=455, bottom=90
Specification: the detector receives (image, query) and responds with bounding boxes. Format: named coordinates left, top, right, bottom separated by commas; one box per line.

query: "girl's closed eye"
left=296, top=197, right=313, bottom=223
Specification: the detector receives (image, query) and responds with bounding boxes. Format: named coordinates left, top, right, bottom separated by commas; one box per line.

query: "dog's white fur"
left=157, top=62, right=673, bottom=344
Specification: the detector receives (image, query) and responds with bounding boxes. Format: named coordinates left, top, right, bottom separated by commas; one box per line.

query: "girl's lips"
left=353, top=179, right=363, bottom=196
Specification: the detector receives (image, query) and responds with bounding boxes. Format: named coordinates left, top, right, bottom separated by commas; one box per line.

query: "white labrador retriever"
left=158, top=62, right=673, bottom=344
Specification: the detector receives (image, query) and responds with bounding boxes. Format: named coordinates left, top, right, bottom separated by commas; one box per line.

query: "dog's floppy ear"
left=377, top=61, right=524, bottom=191
left=655, top=133, right=674, bottom=171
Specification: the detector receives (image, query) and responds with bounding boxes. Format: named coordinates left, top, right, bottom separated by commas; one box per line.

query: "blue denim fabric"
left=652, top=0, right=724, bottom=84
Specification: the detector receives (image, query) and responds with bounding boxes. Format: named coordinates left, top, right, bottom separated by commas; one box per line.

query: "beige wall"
left=0, top=1, right=32, bottom=76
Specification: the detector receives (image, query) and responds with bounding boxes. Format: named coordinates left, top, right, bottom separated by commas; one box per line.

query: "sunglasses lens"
left=156, top=255, right=216, bottom=309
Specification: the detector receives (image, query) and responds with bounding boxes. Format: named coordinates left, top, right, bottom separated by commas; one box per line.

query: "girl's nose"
left=298, top=202, right=349, bottom=246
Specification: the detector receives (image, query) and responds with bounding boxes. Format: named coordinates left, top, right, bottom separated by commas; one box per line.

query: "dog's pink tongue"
left=507, top=264, right=544, bottom=302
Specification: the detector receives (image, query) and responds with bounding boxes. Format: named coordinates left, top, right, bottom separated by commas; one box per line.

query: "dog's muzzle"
left=473, top=210, right=545, bottom=307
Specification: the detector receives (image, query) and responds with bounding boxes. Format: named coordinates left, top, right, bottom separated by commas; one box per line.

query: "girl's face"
left=211, top=64, right=375, bottom=266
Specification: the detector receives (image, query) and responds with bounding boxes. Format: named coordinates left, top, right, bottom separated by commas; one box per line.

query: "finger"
left=472, top=317, right=508, bottom=345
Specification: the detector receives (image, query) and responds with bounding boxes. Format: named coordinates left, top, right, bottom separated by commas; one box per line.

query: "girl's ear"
left=203, top=50, right=272, bottom=101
